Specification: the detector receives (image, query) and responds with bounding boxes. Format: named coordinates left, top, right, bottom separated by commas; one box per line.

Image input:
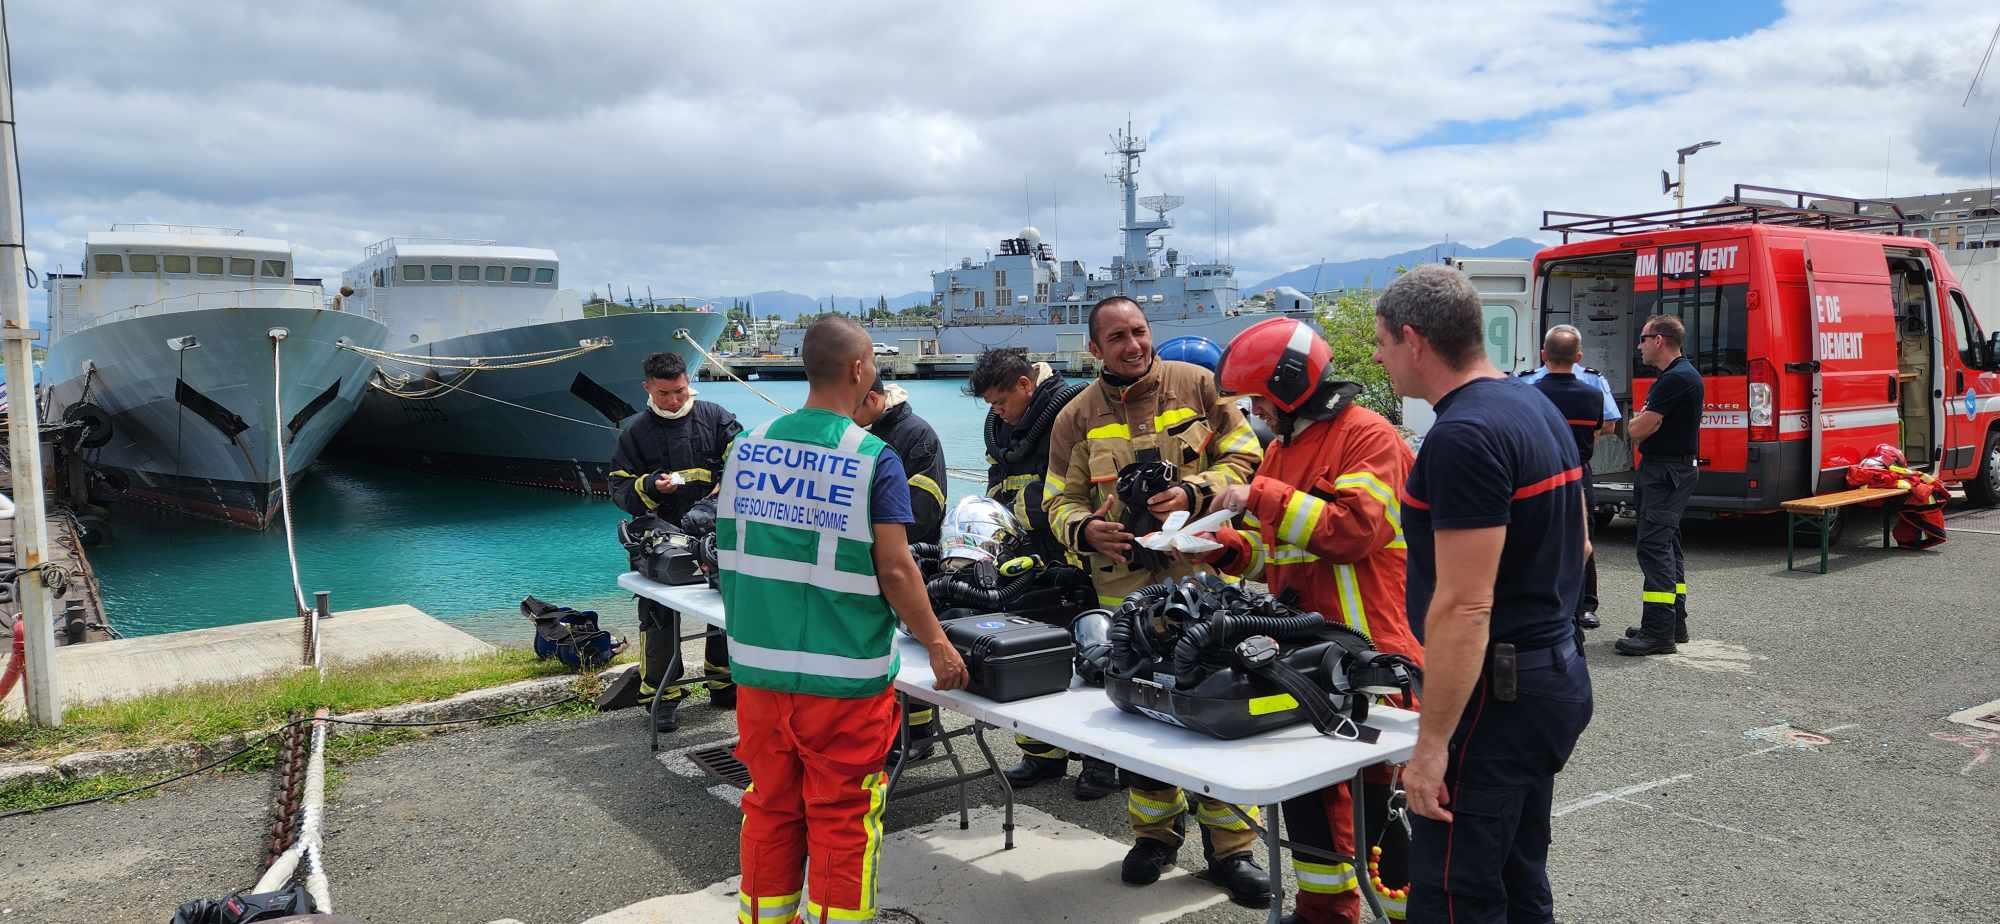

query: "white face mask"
left=648, top=391, right=697, bottom=420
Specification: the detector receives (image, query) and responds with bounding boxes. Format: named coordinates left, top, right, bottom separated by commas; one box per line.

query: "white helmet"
left=938, top=495, right=1020, bottom=565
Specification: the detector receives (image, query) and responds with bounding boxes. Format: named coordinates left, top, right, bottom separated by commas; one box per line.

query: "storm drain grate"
left=689, top=745, right=752, bottom=789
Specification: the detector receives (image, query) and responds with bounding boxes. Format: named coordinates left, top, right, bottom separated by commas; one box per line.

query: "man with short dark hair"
left=724, top=315, right=968, bottom=924
left=1527, top=325, right=1610, bottom=633
left=608, top=350, right=743, bottom=731
left=1045, top=295, right=1271, bottom=907
left=853, top=374, right=948, bottom=762
left=1372, top=264, right=1594, bottom=923
left=1617, top=314, right=1703, bottom=656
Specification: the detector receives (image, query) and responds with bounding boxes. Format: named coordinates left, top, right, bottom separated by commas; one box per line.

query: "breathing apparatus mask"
left=1112, top=460, right=1183, bottom=572
left=918, top=496, right=1094, bottom=623
left=1095, top=575, right=1420, bottom=740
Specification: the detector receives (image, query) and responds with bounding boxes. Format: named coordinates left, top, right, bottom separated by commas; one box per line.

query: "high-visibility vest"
left=716, top=408, right=900, bottom=698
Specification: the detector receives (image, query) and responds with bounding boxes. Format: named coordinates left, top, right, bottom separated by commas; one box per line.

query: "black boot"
left=1624, top=622, right=1689, bottom=643
left=1003, top=754, right=1069, bottom=788
left=886, top=721, right=938, bottom=770
left=595, top=667, right=642, bottom=711
left=653, top=697, right=681, bottom=733
left=1614, top=633, right=1677, bottom=656
left=1201, top=853, right=1273, bottom=908
left=708, top=684, right=737, bottom=710
left=1120, top=837, right=1179, bottom=886
left=1576, top=610, right=1601, bottom=630
left=1074, top=758, right=1121, bottom=801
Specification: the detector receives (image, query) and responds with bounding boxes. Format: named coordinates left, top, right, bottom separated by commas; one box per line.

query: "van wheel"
left=1965, top=430, right=2000, bottom=507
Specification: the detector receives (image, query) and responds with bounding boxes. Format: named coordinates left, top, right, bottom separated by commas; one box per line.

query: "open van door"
left=1801, top=239, right=1899, bottom=494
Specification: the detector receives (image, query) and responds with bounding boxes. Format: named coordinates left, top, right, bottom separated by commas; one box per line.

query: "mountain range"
left=1243, top=238, right=1545, bottom=294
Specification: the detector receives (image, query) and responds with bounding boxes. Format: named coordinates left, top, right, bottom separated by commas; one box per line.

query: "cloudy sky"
left=9, top=0, right=2000, bottom=309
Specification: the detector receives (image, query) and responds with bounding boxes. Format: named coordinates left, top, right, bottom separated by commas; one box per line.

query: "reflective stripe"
left=1195, top=802, right=1257, bottom=831
left=1127, top=790, right=1188, bottom=822
left=739, top=890, right=802, bottom=923
left=1334, top=563, right=1371, bottom=637
left=857, top=770, right=887, bottom=919
left=1675, top=582, right=1688, bottom=595
left=1295, top=859, right=1359, bottom=894
left=1334, top=471, right=1404, bottom=541
left=1155, top=407, right=1200, bottom=430
left=1087, top=422, right=1132, bottom=440
left=621, top=473, right=660, bottom=510
left=908, top=473, right=946, bottom=509
left=1278, top=491, right=1327, bottom=547
left=802, top=900, right=874, bottom=921
left=717, top=549, right=881, bottom=597
left=1216, top=424, right=1260, bottom=455
left=1642, top=590, right=1676, bottom=604
left=1044, top=472, right=1067, bottom=493
left=728, top=639, right=895, bottom=679
left=1016, top=735, right=1067, bottom=758
left=906, top=707, right=935, bottom=724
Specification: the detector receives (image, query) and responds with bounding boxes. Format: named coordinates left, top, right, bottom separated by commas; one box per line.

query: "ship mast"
left=1109, top=122, right=1170, bottom=293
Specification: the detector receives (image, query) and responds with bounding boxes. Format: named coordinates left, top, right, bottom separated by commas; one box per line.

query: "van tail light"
left=1749, top=358, right=1778, bottom=442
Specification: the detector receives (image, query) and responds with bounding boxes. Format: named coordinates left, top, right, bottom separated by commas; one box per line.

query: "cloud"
left=9, top=0, right=1999, bottom=308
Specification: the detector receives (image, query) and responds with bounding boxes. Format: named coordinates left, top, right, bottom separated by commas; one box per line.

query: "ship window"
left=128, top=254, right=159, bottom=273
left=196, top=255, right=225, bottom=275
left=510, top=266, right=531, bottom=283
left=996, top=287, right=1013, bottom=306
left=372, top=269, right=385, bottom=287
left=164, top=254, right=191, bottom=274
left=229, top=258, right=255, bottom=277
left=458, top=265, right=480, bottom=281
left=402, top=264, right=425, bottom=281
left=92, top=253, right=123, bottom=275
left=534, top=267, right=555, bottom=284
left=994, top=269, right=1007, bottom=287
left=484, top=266, right=505, bottom=283
left=262, top=259, right=288, bottom=277
left=430, top=264, right=453, bottom=280
left=974, top=291, right=986, bottom=308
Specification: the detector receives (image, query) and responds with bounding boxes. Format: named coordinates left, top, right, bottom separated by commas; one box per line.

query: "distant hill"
left=732, top=290, right=931, bottom=320
left=1246, top=238, right=1545, bottom=294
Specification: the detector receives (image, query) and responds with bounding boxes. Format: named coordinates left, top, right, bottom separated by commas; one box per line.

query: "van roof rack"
left=1541, top=185, right=1908, bottom=242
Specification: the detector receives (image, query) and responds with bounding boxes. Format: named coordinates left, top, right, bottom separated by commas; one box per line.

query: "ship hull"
left=771, top=312, right=1315, bottom=354
left=41, top=307, right=389, bottom=529
left=334, top=311, right=727, bottom=493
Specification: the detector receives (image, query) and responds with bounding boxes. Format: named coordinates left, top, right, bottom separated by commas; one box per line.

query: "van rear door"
left=1802, top=239, right=1899, bottom=493
left=1633, top=238, right=1751, bottom=474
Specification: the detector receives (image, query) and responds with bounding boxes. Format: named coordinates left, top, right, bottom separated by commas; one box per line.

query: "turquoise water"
left=90, top=379, right=1000, bottom=643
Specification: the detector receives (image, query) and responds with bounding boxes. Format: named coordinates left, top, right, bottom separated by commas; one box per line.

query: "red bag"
left=1846, top=443, right=1949, bottom=549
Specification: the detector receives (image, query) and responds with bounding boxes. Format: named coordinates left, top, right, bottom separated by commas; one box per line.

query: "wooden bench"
left=1781, top=486, right=1910, bottom=574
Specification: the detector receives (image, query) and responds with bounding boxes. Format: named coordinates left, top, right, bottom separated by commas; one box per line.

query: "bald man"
left=1528, top=325, right=1608, bottom=632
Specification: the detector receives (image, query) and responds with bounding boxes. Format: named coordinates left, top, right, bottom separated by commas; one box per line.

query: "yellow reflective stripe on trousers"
left=1087, top=422, right=1132, bottom=440
left=908, top=473, right=946, bottom=509
left=1127, top=789, right=1188, bottom=823
left=1295, top=859, right=1359, bottom=894
left=1335, top=563, right=1371, bottom=638
left=799, top=770, right=889, bottom=923
left=1155, top=407, right=1200, bottom=430
left=1676, top=582, right=1688, bottom=595
left=1194, top=802, right=1257, bottom=831
left=1379, top=888, right=1409, bottom=920
left=739, top=889, right=801, bottom=923
left=1099, top=593, right=1130, bottom=608
left=1278, top=491, right=1328, bottom=547
left=1642, top=590, right=1676, bottom=604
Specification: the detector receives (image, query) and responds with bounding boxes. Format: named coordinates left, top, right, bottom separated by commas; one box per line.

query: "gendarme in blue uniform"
left=1400, top=375, right=1594, bottom=923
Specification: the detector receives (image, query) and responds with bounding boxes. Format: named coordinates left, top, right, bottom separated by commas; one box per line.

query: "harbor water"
left=89, top=378, right=1003, bottom=642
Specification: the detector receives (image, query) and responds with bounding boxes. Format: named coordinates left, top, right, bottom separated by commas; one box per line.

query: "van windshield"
left=1641, top=283, right=1749, bottom=377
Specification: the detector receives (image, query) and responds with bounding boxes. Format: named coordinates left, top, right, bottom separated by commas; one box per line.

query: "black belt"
left=1496, top=638, right=1580, bottom=671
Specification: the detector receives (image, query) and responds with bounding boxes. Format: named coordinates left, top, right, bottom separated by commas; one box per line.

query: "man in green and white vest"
left=720, top=317, right=968, bottom=924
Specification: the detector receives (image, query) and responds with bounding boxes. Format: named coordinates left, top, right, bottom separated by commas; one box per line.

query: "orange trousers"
left=735, top=685, right=898, bottom=924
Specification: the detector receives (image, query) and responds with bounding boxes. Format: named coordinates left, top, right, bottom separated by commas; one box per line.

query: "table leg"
left=1819, top=512, right=1830, bottom=574
left=646, top=684, right=664, bottom=752
left=969, top=723, right=1016, bottom=850
left=1353, top=780, right=1388, bottom=923
left=887, top=693, right=911, bottom=793
left=1262, top=803, right=1283, bottom=924
left=1785, top=511, right=1796, bottom=571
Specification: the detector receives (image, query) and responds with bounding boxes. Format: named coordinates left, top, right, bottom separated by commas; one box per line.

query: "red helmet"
left=1217, top=318, right=1331, bottom=413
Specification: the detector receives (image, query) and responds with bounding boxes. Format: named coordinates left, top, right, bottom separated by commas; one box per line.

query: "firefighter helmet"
left=1218, top=318, right=1331, bottom=413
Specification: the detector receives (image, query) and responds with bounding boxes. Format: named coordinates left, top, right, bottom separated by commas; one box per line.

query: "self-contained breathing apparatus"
left=522, top=595, right=625, bottom=669
left=1081, top=574, right=1420, bottom=741
left=918, top=496, right=1096, bottom=625
left=618, top=498, right=722, bottom=588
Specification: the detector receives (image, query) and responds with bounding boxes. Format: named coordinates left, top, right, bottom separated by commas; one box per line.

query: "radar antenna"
left=1138, top=194, right=1185, bottom=221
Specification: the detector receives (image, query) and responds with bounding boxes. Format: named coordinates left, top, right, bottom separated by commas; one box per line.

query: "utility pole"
left=0, top=0, right=61, bottom=725
left=1665, top=140, right=1721, bottom=210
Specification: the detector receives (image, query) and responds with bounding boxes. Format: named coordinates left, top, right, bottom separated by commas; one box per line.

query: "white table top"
left=618, top=571, right=1417, bottom=805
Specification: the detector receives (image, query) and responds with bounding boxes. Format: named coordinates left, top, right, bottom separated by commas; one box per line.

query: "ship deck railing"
left=79, top=285, right=331, bottom=331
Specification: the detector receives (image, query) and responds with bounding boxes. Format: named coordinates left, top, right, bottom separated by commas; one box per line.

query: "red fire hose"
left=0, top=616, right=24, bottom=702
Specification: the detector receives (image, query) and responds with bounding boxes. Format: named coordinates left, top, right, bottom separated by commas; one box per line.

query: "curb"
left=0, top=665, right=633, bottom=793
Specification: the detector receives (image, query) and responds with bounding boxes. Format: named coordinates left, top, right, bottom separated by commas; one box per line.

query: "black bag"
left=170, top=883, right=315, bottom=923
left=618, top=515, right=705, bottom=586
left=943, top=613, right=1076, bottom=702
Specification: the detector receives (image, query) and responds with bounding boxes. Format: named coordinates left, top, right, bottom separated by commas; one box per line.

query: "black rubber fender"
left=64, top=402, right=113, bottom=449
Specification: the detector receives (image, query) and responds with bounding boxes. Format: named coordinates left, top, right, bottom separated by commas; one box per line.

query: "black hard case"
left=941, top=614, right=1077, bottom=702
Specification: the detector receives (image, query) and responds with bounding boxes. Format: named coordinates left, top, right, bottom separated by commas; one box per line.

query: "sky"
left=9, top=0, right=2000, bottom=309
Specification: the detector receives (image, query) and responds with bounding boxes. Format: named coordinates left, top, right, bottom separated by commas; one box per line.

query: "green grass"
left=0, top=647, right=626, bottom=762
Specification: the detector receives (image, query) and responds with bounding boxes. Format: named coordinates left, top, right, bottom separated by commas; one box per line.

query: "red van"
left=1537, top=186, right=2000, bottom=521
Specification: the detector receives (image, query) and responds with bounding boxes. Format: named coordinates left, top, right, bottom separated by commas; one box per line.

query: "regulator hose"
left=924, top=569, right=1038, bottom=610
left=986, top=379, right=1087, bottom=466
left=1171, top=612, right=1331, bottom=686
left=910, top=543, right=941, bottom=560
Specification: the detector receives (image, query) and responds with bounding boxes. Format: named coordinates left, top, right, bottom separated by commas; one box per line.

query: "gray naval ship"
left=332, top=239, right=724, bottom=494
left=777, top=125, right=1316, bottom=354
left=41, top=226, right=388, bottom=528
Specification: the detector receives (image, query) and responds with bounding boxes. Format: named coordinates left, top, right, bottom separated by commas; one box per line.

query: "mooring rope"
left=673, top=330, right=792, bottom=414
left=254, top=709, right=332, bottom=911
left=268, top=332, right=313, bottom=650
left=338, top=338, right=611, bottom=368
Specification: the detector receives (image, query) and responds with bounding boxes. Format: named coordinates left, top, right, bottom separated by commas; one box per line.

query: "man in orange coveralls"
left=717, top=316, right=969, bottom=924
left=1200, top=317, right=1426, bottom=924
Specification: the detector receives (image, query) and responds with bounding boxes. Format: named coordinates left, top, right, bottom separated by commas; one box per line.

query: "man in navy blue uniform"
left=1371, top=265, right=1594, bottom=923
left=1618, top=314, right=1704, bottom=656
left=1527, top=325, right=1608, bottom=634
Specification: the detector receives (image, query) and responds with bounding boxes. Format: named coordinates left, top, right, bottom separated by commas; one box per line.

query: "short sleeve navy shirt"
left=871, top=448, right=917, bottom=525
left=1640, top=356, right=1704, bottom=457
left=1404, top=377, right=1586, bottom=651
left=1532, top=372, right=1605, bottom=467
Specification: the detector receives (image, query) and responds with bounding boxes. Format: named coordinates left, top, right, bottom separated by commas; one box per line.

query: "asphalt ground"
left=3, top=505, right=1997, bottom=923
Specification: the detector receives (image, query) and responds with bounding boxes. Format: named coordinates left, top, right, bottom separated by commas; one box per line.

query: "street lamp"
left=1662, top=140, right=1721, bottom=210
